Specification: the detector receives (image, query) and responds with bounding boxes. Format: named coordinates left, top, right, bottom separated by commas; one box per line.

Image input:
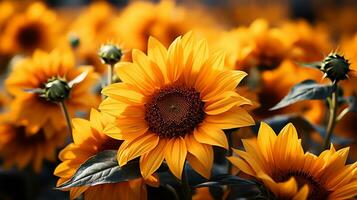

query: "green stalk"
left=60, top=101, right=72, bottom=135
left=107, top=64, right=114, bottom=85
left=181, top=166, right=192, bottom=200
left=323, top=90, right=338, bottom=150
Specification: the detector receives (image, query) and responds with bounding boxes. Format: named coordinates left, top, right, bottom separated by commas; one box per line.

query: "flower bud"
left=68, top=34, right=80, bottom=49
left=98, top=44, right=123, bottom=65
left=320, top=53, right=350, bottom=83
left=41, top=78, right=71, bottom=102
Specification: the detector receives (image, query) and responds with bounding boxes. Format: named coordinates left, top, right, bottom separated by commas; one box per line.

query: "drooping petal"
left=185, top=134, right=213, bottom=179
left=193, top=124, right=228, bottom=149
left=164, top=137, right=187, bottom=179
left=140, top=138, right=167, bottom=179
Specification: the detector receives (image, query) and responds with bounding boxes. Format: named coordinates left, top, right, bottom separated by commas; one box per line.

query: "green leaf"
left=195, top=174, right=266, bottom=199
left=56, top=150, right=141, bottom=190
left=270, top=80, right=333, bottom=110
left=345, top=96, right=357, bottom=112
left=296, top=61, right=321, bottom=69
left=194, top=174, right=256, bottom=188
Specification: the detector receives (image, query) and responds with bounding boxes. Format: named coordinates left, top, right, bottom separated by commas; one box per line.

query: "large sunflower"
left=99, top=32, right=254, bottom=180
left=0, top=113, right=67, bottom=172
left=228, top=122, right=357, bottom=200
left=5, top=48, right=99, bottom=135
left=54, top=109, right=154, bottom=200
left=0, top=2, right=62, bottom=54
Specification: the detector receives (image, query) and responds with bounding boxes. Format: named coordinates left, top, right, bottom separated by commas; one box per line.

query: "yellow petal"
left=117, top=133, right=159, bottom=166
left=167, top=36, right=184, bottom=82
left=99, top=97, right=127, bottom=117
left=140, top=138, right=167, bottom=179
left=132, top=49, right=164, bottom=88
left=89, top=108, right=103, bottom=132
left=257, top=122, right=277, bottom=163
left=116, top=62, right=154, bottom=95
left=226, top=156, right=255, bottom=176
left=205, top=91, right=251, bottom=115
left=147, top=36, right=168, bottom=78
left=193, top=124, right=228, bottom=149
left=185, top=134, right=213, bottom=179
left=293, top=185, right=309, bottom=200
left=72, top=118, right=92, bottom=144
left=201, top=70, right=247, bottom=101
left=164, top=137, right=187, bottom=180
left=101, top=83, right=145, bottom=105
left=205, top=106, right=255, bottom=129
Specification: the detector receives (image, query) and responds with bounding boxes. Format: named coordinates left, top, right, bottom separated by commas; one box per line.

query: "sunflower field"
left=0, top=0, right=357, bottom=200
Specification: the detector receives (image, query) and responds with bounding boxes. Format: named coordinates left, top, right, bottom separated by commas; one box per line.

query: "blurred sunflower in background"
left=113, top=0, right=221, bottom=53
left=0, top=114, right=67, bottom=172
left=68, top=1, right=121, bottom=74
left=100, top=32, right=254, bottom=179
left=0, top=2, right=62, bottom=55
left=215, top=18, right=328, bottom=124
left=55, top=109, right=156, bottom=200
left=228, top=122, right=357, bottom=200
left=5, top=48, right=99, bottom=135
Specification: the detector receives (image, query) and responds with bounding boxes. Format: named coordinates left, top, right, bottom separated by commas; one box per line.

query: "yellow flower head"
left=228, top=122, right=357, bottom=200
left=54, top=109, right=151, bottom=200
left=113, top=0, right=219, bottom=51
left=0, top=2, right=62, bottom=54
left=0, top=114, right=67, bottom=172
left=216, top=19, right=289, bottom=70
left=69, top=1, right=121, bottom=73
left=99, top=32, right=255, bottom=180
left=5, top=48, right=99, bottom=135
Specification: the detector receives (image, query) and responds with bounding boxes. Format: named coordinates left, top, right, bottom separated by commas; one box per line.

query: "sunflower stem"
left=107, top=64, right=114, bottom=85
left=162, top=184, right=180, bottom=200
left=181, top=166, right=192, bottom=200
left=227, top=131, right=233, bottom=174
left=60, top=101, right=72, bottom=135
left=323, top=88, right=338, bottom=150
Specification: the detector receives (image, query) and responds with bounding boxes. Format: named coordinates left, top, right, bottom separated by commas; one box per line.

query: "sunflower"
left=99, top=32, right=254, bottom=180
left=5, top=48, right=99, bottom=135
left=68, top=1, right=122, bottom=73
left=0, top=113, right=67, bottom=172
left=257, top=60, right=324, bottom=123
left=54, top=109, right=155, bottom=200
left=281, top=20, right=331, bottom=63
left=0, top=2, right=62, bottom=55
left=113, top=0, right=220, bottom=52
left=228, top=122, right=357, bottom=200
left=215, top=19, right=289, bottom=71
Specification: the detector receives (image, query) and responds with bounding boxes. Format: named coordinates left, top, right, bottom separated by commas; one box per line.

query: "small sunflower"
left=99, top=32, right=254, bottom=180
left=228, top=122, right=357, bottom=200
left=0, top=114, right=67, bottom=172
left=0, top=2, right=61, bottom=54
left=5, top=48, right=99, bottom=135
left=54, top=109, right=154, bottom=200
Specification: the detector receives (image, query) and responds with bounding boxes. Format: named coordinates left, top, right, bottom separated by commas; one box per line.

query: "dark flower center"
left=145, top=85, right=205, bottom=138
left=17, top=23, right=43, bottom=50
left=274, top=170, right=330, bottom=200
